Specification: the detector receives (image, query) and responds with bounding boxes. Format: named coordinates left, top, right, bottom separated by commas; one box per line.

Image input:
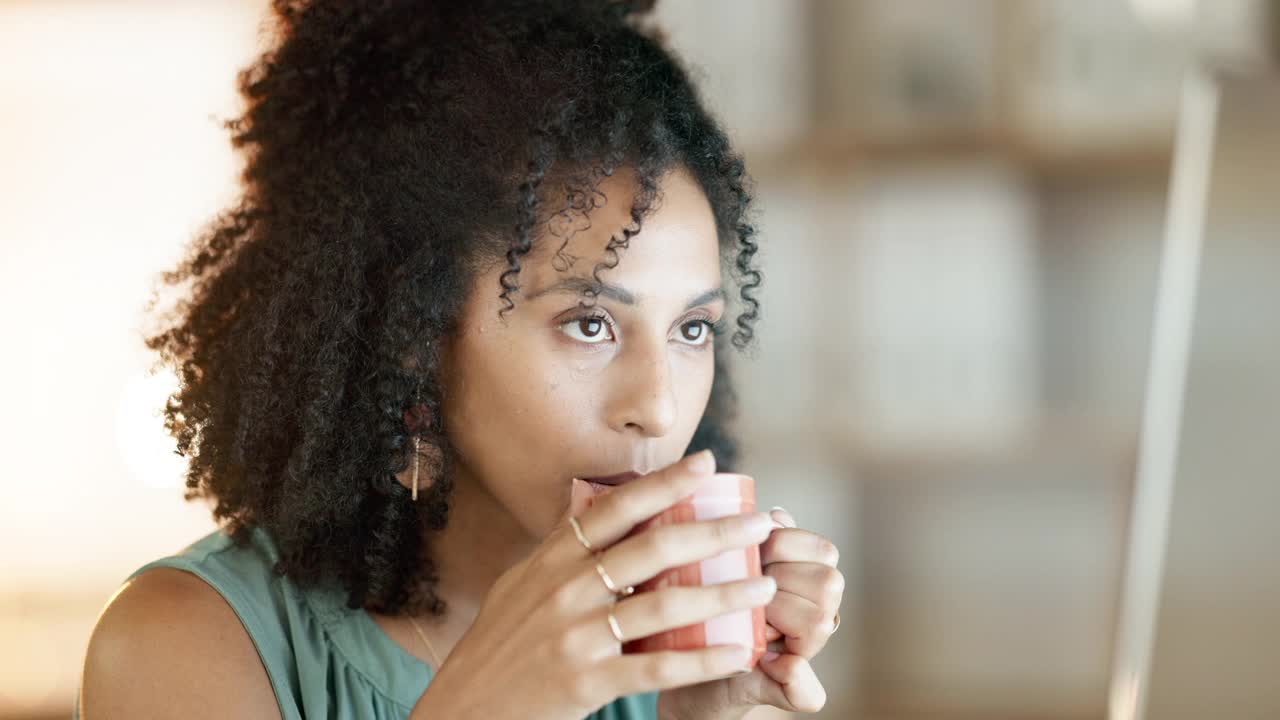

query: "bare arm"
left=79, top=567, right=281, bottom=719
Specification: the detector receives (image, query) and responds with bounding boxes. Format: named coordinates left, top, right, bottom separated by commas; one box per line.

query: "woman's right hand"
left=412, top=449, right=778, bottom=720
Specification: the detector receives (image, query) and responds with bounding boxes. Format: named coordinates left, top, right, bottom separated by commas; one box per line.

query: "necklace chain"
left=407, top=614, right=444, bottom=669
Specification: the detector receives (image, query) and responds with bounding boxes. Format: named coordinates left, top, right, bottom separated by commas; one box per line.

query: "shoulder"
left=80, top=566, right=281, bottom=719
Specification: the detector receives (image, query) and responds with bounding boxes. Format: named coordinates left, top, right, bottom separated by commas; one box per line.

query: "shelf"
left=741, top=127, right=1173, bottom=182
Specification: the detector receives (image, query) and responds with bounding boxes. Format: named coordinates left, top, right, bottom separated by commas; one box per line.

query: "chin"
left=501, top=492, right=562, bottom=543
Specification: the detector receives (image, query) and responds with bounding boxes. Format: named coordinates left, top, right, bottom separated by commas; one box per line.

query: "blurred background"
left=1, top=1, right=1276, bottom=718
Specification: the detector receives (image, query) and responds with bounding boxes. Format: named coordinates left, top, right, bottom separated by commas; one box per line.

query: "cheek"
left=677, top=350, right=716, bottom=418
left=443, top=335, right=590, bottom=471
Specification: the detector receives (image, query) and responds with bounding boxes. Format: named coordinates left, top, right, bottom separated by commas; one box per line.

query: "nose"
left=605, top=338, right=677, bottom=438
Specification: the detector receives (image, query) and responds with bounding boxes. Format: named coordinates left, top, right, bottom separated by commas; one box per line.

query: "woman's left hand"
left=656, top=507, right=843, bottom=719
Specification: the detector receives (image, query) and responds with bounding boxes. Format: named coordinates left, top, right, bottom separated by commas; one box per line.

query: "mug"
left=619, top=473, right=768, bottom=669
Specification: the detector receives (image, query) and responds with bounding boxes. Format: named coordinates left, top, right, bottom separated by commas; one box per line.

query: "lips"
left=584, top=480, right=616, bottom=497
left=582, top=471, right=642, bottom=486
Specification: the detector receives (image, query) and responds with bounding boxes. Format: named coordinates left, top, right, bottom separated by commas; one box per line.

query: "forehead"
left=523, top=167, right=720, bottom=293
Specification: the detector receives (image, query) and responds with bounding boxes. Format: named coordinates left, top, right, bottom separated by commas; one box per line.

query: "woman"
left=78, top=1, right=844, bottom=718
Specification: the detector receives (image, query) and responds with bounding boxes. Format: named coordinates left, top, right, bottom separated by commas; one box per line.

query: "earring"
left=411, top=436, right=420, bottom=501
left=409, top=373, right=427, bottom=502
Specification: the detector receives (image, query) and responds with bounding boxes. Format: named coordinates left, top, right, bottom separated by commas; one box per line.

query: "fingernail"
left=769, top=506, right=796, bottom=528
left=762, top=651, right=781, bottom=662
left=746, top=575, right=776, bottom=601
left=744, top=512, right=773, bottom=539
left=687, top=449, right=716, bottom=474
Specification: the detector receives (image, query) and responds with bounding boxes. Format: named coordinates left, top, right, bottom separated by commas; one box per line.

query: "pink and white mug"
left=619, top=473, right=767, bottom=669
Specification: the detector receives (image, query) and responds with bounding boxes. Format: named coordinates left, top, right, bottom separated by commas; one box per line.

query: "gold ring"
left=568, top=516, right=594, bottom=552
left=607, top=606, right=625, bottom=644
left=594, top=558, right=628, bottom=596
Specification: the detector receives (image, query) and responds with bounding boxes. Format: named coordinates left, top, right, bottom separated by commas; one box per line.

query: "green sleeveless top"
left=74, top=525, right=657, bottom=720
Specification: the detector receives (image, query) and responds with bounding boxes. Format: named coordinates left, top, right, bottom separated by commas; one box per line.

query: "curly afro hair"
left=143, top=0, right=763, bottom=617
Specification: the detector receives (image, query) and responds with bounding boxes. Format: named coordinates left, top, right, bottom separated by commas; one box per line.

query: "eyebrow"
left=524, top=276, right=725, bottom=311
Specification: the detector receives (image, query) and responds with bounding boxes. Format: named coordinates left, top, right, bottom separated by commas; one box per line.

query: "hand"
left=413, top=450, right=778, bottom=720
left=657, top=507, right=843, bottom=719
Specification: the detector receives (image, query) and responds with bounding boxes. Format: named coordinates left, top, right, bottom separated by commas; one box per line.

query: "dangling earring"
left=409, top=365, right=427, bottom=501
left=411, top=436, right=420, bottom=501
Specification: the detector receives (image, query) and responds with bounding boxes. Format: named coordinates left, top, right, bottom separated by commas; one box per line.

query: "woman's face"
left=437, top=166, right=724, bottom=540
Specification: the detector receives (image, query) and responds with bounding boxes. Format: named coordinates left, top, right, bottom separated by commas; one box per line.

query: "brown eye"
left=559, top=314, right=615, bottom=344
left=677, top=321, right=712, bottom=346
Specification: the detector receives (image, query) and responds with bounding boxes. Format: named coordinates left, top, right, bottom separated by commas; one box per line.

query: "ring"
left=831, top=612, right=841, bottom=634
left=606, top=606, right=625, bottom=644
left=594, top=559, right=634, bottom=598
left=568, top=516, right=594, bottom=552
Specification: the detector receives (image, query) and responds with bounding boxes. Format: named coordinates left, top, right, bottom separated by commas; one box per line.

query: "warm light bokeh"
left=0, top=1, right=267, bottom=714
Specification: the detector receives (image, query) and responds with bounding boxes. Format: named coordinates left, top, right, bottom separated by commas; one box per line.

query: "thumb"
left=750, top=654, right=826, bottom=714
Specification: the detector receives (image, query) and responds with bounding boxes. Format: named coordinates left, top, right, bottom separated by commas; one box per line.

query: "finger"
left=765, top=623, right=783, bottom=642
left=754, top=654, right=827, bottom=713
left=595, top=644, right=757, bottom=698
left=764, top=590, right=833, bottom=659
left=764, top=562, right=844, bottom=614
left=594, top=511, right=773, bottom=591
left=610, top=575, right=776, bottom=641
left=563, top=477, right=596, bottom=523
left=760, top=527, right=839, bottom=568
left=556, top=450, right=716, bottom=560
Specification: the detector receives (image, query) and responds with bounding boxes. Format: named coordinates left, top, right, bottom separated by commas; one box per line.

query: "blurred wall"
left=0, top=1, right=261, bottom=716
left=1141, top=75, right=1280, bottom=720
